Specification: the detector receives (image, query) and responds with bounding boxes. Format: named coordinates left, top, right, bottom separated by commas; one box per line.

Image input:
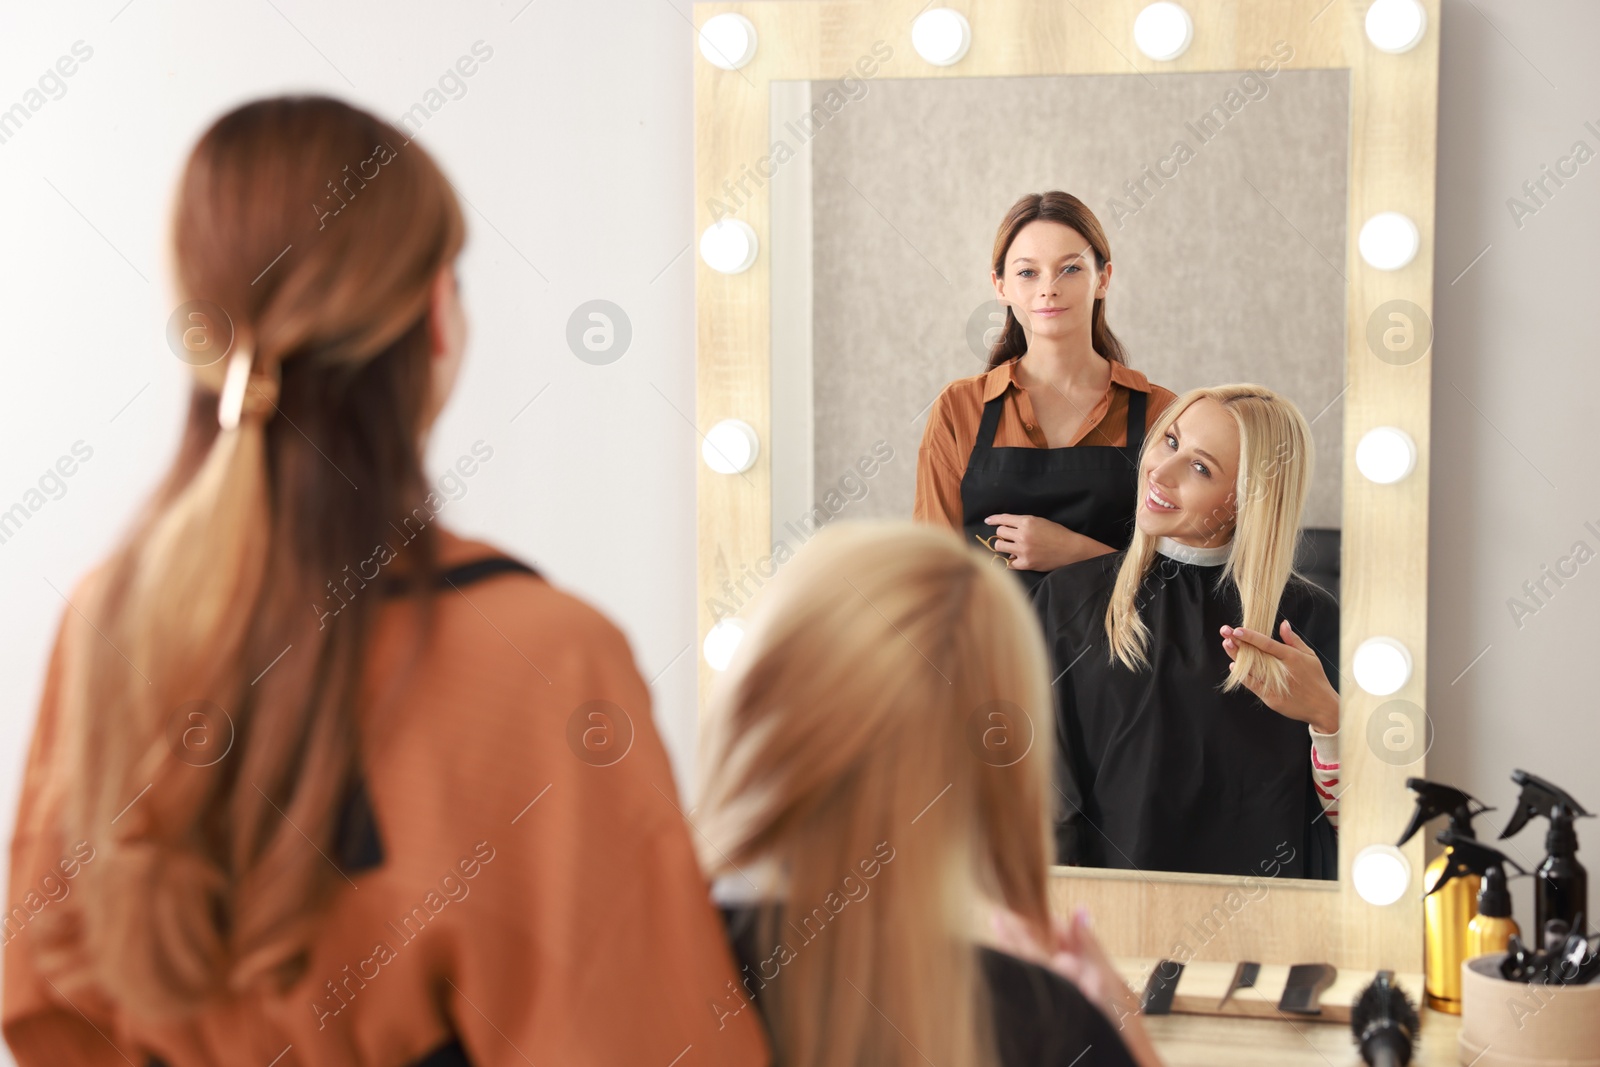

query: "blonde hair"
left=696, top=520, right=1056, bottom=1067
left=1105, top=384, right=1314, bottom=702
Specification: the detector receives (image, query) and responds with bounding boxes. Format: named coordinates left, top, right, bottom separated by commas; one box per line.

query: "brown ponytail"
left=39, top=96, right=465, bottom=1015
left=985, top=191, right=1127, bottom=370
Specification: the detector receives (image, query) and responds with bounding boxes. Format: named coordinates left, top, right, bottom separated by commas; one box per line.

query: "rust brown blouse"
left=914, top=357, right=1179, bottom=530
left=3, top=529, right=770, bottom=1067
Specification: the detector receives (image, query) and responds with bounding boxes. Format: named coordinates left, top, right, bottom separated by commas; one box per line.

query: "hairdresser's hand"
left=990, top=907, right=1165, bottom=1067
left=1220, top=620, right=1340, bottom=734
left=983, top=515, right=1115, bottom=572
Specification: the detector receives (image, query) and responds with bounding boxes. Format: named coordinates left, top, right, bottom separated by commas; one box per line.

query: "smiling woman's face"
left=991, top=219, right=1109, bottom=342
left=1136, top=397, right=1241, bottom=547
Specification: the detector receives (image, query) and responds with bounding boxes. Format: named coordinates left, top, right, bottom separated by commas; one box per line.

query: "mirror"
left=696, top=0, right=1439, bottom=972
left=770, top=65, right=1349, bottom=880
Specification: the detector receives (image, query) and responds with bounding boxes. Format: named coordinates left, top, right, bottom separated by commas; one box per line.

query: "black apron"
left=960, top=382, right=1148, bottom=592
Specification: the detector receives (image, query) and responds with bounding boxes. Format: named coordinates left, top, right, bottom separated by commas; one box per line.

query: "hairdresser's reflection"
left=915, top=192, right=1177, bottom=591
left=1032, top=385, right=1342, bottom=879
left=696, top=519, right=1162, bottom=1067
left=3, top=97, right=765, bottom=1067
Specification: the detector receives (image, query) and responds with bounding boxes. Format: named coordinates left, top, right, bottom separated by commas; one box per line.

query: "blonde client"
left=694, top=520, right=1162, bottom=1067
left=1033, top=384, right=1342, bottom=880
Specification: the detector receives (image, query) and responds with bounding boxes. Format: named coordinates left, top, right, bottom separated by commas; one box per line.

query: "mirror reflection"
left=770, top=64, right=1349, bottom=879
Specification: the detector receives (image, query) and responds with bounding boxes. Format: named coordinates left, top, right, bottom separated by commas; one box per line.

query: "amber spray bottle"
left=1435, top=831, right=1526, bottom=958
left=1398, top=779, right=1492, bottom=1014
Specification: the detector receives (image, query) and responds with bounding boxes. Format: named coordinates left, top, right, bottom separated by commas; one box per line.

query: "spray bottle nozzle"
left=1399, top=778, right=1491, bottom=847
left=1429, top=829, right=1528, bottom=899
left=1499, top=769, right=1593, bottom=842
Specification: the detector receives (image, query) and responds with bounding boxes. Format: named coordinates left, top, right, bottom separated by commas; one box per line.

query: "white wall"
left=0, top=0, right=1596, bottom=1052
left=1427, top=0, right=1600, bottom=935
left=1, top=1, right=710, bottom=812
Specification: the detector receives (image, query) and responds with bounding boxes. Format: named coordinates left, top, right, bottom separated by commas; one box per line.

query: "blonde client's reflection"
left=1033, top=385, right=1342, bottom=880
left=695, top=520, right=1163, bottom=1067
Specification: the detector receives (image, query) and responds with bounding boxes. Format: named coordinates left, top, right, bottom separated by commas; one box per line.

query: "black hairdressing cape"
left=1030, top=547, right=1340, bottom=880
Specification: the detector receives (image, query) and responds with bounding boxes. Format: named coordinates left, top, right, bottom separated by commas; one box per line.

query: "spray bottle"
left=1399, top=778, right=1492, bottom=1014
left=1435, top=830, right=1527, bottom=958
left=1499, top=770, right=1592, bottom=938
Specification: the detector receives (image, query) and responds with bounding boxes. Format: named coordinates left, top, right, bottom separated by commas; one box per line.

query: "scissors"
left=974, top=532, right=1014, bottom=568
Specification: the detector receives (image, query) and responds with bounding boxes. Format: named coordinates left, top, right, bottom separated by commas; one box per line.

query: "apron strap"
left=971, top=391, right=1006, bottom=458
left=1124, top=387, right=1149, bottom=454
left=383, top=555, right=543, bottom=599
left=440, top=556, right=542, bottom=587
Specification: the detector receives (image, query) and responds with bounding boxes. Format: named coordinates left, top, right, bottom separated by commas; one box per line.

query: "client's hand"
left=990, top=906, right=1165, bottom=1067
left=1220, top=619, right=1340, bottom=735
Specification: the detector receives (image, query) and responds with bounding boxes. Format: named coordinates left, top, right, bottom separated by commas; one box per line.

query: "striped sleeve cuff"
left=1308, top=723, right=1340, bottom=829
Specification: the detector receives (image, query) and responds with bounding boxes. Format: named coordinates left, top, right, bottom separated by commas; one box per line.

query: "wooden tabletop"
left=1143, top=1007, right=1461, bottom=1066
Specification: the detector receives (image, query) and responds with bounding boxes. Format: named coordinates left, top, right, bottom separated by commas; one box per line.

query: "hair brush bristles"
left=1351, top=972, right=1420, bottom=1067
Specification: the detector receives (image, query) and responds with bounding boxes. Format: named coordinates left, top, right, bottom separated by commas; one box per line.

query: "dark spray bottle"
left=1499, top=770, right=1591, bottom=938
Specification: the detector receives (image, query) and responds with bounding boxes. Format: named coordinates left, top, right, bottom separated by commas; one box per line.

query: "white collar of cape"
left=710, top=855, right=788, bottom=906
left=1153, top=535, right=1233, bottom=567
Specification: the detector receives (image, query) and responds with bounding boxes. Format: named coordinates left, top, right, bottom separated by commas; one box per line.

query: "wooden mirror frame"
left=694, top=0, right=1438, bottom=974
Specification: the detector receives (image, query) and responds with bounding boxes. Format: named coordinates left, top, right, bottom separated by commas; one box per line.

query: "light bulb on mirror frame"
left=1356, top=426, right=1418, bottom=484
left=911, top=8, right=971, bottom=66
left=703, top=617, right=747, bottom=672
left=1352, top=843, right=1412, bottom=906
left=702, top=419, right=760, bottom=475
left=699, top=219, right=759, bottom=275
left=1134, top=2, right=1193, bottom=62
left=1359, top=212, right=1421, bottom=271
left=1365, top=0, right=1427, bottom=55
left=1353, top=636, right=1413, bottom=696
left=698, top=13, right=758, bottom=70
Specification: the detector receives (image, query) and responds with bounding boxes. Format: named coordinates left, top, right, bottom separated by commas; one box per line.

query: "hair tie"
left=217, top=347, right=281, bottom=430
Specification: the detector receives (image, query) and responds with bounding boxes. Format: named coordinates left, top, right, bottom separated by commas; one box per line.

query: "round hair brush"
left=1350, top=971, right=1420, bottom=1067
